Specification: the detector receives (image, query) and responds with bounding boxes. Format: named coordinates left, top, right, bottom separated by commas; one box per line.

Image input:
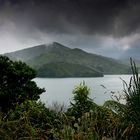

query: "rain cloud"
left=0, top=0, right=140, bottom=59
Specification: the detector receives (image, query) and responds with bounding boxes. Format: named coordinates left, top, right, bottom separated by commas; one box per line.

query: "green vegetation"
left=120, top=58, right=140, bottom=68
left=5, top=42, right=131, bottom=77
left=0, top=56, right=45, bottom=112
left=0, top=56, right=140, bottom=139
left=38, top=62, right=103, bottom=77
left=67, top=82, right=96, bottom=118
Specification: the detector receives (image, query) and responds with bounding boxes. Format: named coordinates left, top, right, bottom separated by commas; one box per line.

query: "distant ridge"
left=4, top=42, right=131, bottom=77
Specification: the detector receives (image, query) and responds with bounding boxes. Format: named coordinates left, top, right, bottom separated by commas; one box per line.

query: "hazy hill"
left=120, top=59, right=140, bottom=68
left=4, top=42, right=131, bottom=77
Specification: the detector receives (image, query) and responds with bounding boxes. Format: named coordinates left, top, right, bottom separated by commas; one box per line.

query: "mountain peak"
left=52, top=42, right=62, bottom=46
left=4, top=42, right=71, bottom=61
left=4, top=42, right=131, bottom=77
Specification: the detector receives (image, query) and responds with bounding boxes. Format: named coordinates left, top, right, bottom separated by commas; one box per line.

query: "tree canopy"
left=0, top=56, right=45, bottom=112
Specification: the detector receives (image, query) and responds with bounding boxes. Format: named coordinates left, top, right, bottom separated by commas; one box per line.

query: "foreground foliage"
left=0, top=56, right=45, bottom=112
left=0, top=57, right=140, bottom=139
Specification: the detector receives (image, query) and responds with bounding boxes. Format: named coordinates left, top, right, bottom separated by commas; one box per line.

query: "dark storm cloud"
left=1, top=0, right=140, bottom=59
left=1, top=0, right=140, bottom=36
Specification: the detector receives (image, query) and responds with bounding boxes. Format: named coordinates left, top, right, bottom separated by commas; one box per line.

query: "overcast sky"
left=0, top=0, right=140, bottom=59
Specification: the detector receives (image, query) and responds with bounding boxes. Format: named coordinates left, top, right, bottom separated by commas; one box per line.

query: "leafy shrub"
left=67, top=81, right=95, bottom=119
left=0, top=100, right=62, bottom=139
left=0, top=56, right=45, bottom=112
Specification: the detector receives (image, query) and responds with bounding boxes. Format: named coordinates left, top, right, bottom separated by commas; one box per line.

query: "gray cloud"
left=0, top=0, right=140, bottom=59
left=1, top=0, right=139, bottom=36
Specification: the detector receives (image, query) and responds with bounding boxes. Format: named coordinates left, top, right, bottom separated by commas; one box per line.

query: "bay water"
left=34, top=75, right=131, bottom=106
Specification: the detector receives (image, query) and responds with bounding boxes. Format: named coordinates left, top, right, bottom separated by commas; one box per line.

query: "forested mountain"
left=120, top=59, right=140, bottom=68
left=4, top=42, right=131, bottom=77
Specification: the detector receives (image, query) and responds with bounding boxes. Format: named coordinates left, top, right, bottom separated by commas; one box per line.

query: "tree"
left=0, top=56, right=45, bottom=112
left=67, top=81, right=95, bottom=118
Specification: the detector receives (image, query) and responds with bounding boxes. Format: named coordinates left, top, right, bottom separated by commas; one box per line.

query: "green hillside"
left=37, top=62, right=103, bottom=78
left=120, top=59, right=140, bottom=68
left=4, top=42, right=131, bottom=77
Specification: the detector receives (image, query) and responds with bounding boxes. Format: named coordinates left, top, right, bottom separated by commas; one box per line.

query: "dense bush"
left=123, top=59, right=140, bottom=139
left=0, top=100, right=62, bottom=140
left=0, top=56, right=45, bottom=112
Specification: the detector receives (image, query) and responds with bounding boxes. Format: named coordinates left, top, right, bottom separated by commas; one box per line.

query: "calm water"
left=34, top=75, right=131, bottom=106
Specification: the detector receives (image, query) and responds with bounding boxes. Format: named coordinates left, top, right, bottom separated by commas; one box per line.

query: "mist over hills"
left=4, top=42, right=131, bottom=78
